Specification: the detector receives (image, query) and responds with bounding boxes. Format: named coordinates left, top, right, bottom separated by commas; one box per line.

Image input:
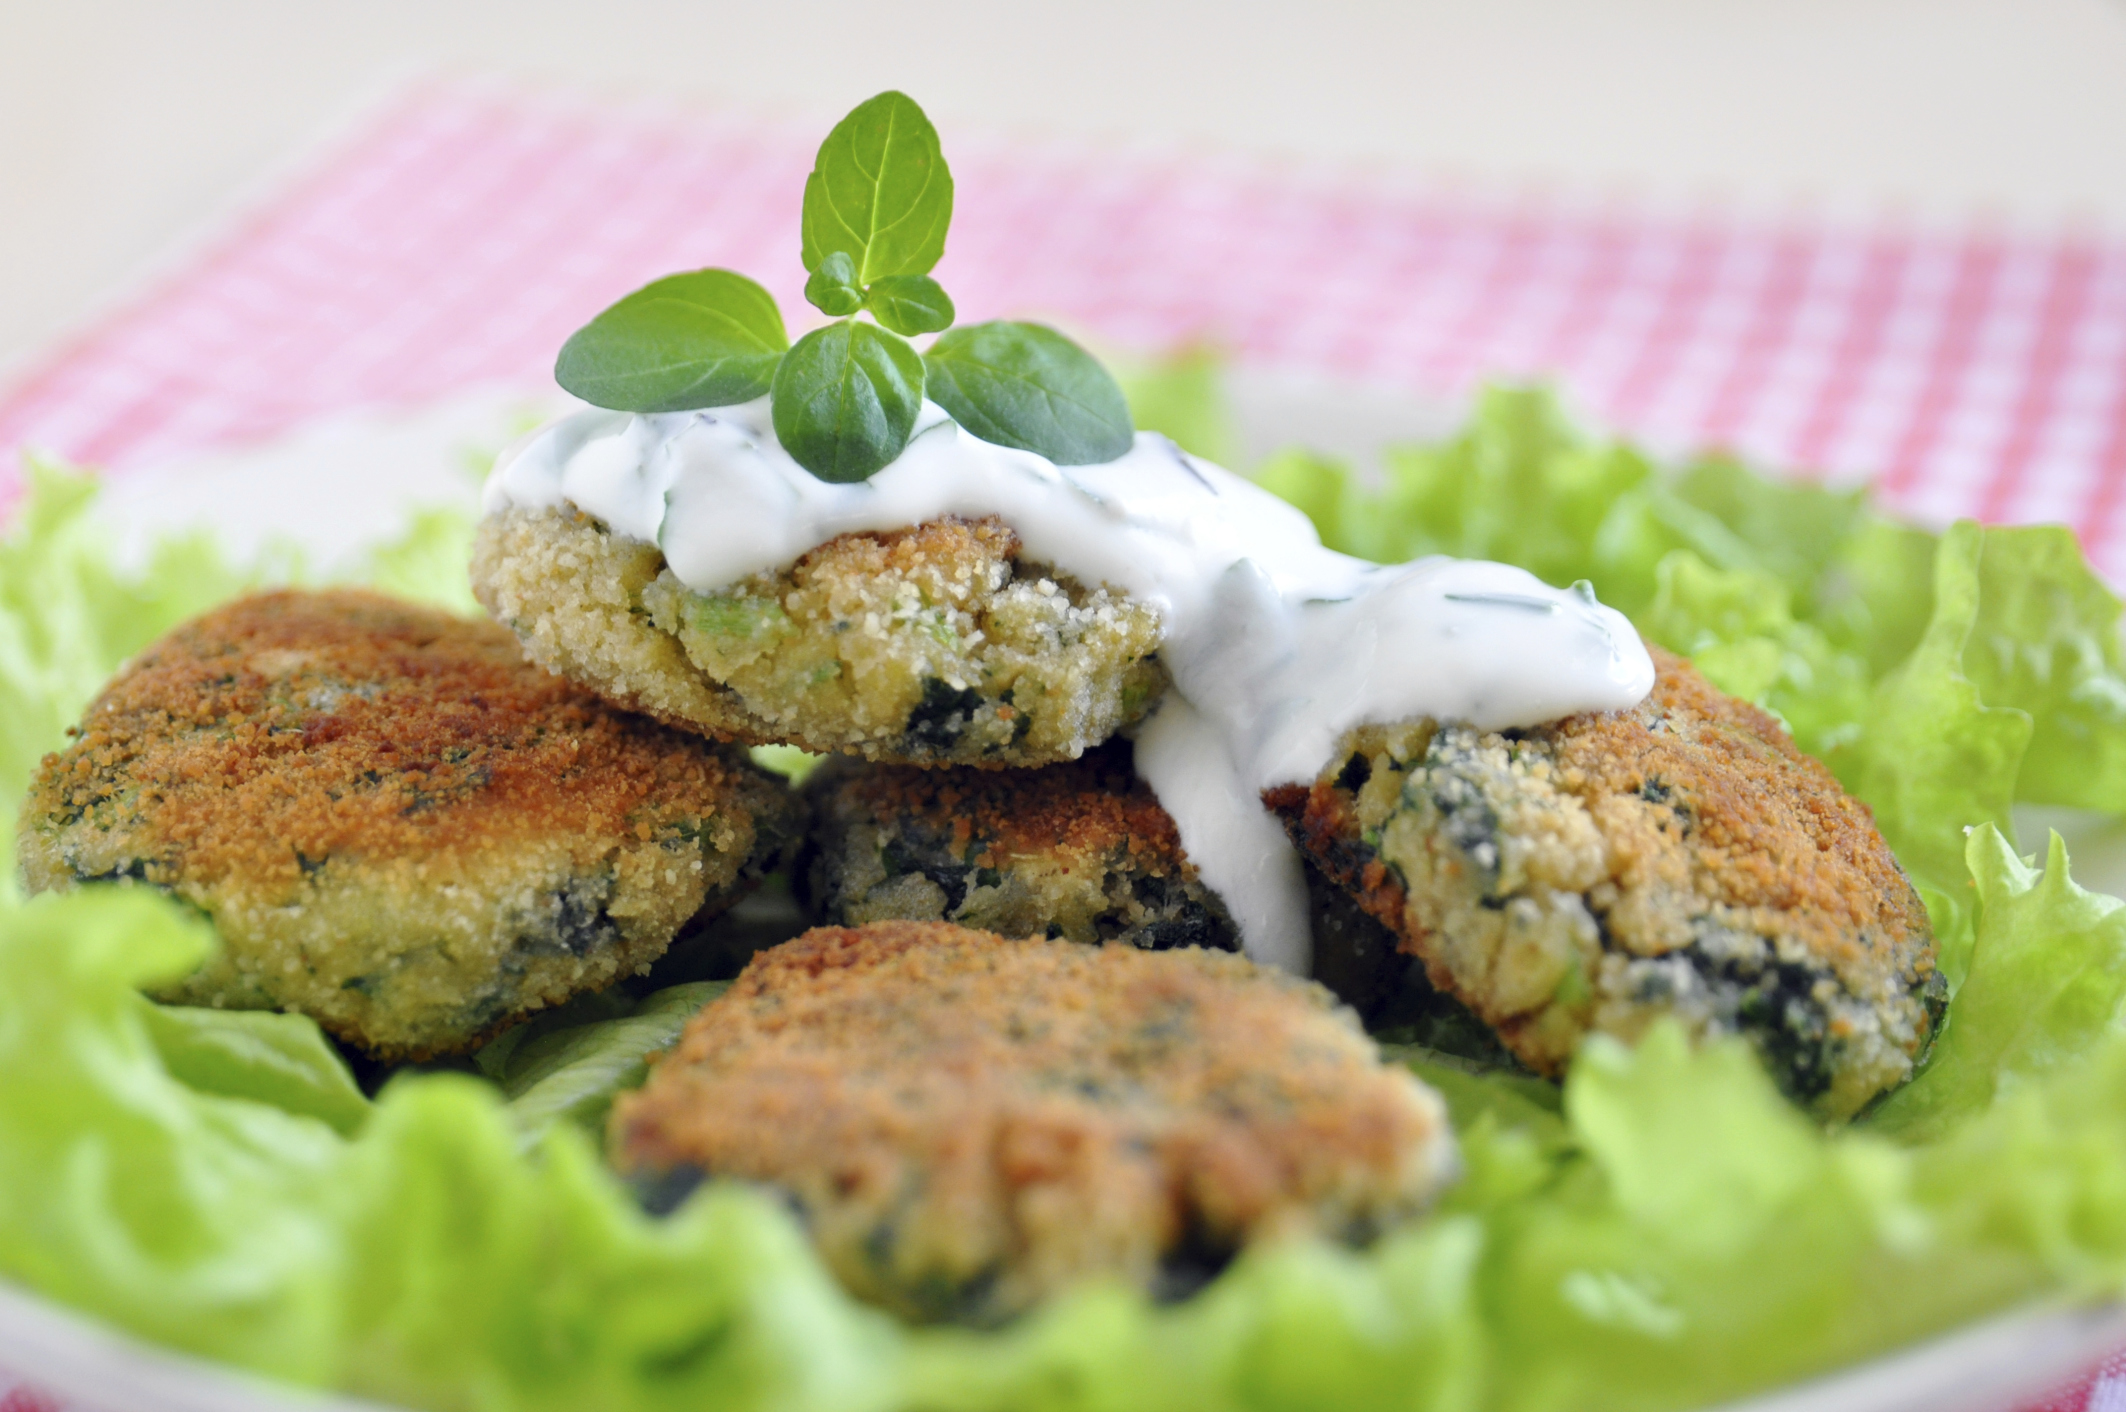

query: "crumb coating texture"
left=471, top=506, right=1168, bottom=766
left=612, top=922, right=1455, bottom=1324
left=16, top=589, right=798, bottom=1059
left=1265, top=647, right=1940, bottom=1119
left=798, top=744, right=1239, bottom=951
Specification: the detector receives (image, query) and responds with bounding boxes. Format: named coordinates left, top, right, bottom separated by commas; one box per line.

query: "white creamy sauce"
left=486, top=397, right=1655, bottom=973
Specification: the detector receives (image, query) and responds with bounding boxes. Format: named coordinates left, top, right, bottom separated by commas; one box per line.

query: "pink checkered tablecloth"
left=2, top=77, right=2124, bottom=1411
left=5, top=80, right=2126, bottom=573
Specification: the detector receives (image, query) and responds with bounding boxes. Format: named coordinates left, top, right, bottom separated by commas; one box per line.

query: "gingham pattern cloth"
left=4, top=82, right=2126, bottom=571
left=1, top=78, right=2124, bottom=1412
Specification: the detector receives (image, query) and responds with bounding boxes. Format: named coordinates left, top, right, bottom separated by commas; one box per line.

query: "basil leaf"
left=865, top=275, right=955, bottom=336
left=555, top=268, right=788, bottom=412
left=924, top=321, right=1134, bottom=465
left=804, top=250, right=864, bottom=318
left=801, top=91, right=954, bottom=284
left=772, top=319, right=927, bottom=483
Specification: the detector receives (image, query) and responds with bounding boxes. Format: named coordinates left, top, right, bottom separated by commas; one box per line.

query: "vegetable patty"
left=16, top=589, right=798, bottom=1060
left=471, top=507, right=1168, bottom=766
left=797, top=743, right=1239, bottom=951
left=612, top=921, right=1456, bottom=1324
left=1265, top=647, right=1941, bottom=1119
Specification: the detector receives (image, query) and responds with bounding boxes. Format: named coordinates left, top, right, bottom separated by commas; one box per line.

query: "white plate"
left=6, top=384, right=2121, bottom=1412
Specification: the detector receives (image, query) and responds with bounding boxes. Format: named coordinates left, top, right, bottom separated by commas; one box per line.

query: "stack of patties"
left=469, top=499, right=1942, bottom=1320
left=471, top=504, right=1238, bottom=954
left=779, top=621, right=1941, bottom=1122
left=471, top=507, right=1461, bottom=1320
left=492, top=495, right=1940, bottom=1106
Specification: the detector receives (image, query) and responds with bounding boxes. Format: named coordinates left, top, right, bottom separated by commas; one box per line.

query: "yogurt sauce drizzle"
left=486, top=397, right=1656, bottom=973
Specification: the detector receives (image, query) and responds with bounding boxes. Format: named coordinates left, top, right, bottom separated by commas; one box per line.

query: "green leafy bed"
left=7, top=379, right=2126, bottom=1412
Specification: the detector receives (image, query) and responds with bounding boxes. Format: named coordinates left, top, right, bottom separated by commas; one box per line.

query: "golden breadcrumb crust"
left=611, top=921, right=1455, bottom=1324
left=1266, top=646, right=1939, bottom=1119
left=471, top=506, right=1168, bottom=766
left=17, top=589, right=797, bottom=1059
left=798, top=744, right=1238, bottom=949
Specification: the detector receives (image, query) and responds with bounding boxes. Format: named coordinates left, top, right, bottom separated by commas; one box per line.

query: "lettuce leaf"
left=0, top=466, right=478, bottom=824
left=1639, top=549, right=1872, bottom=760
left=1820, top=516, right=1940, bottom=675
left=1250, top=385, right=2126, bottom=994
left=8, top=397, right=2126, bottom=1412
left=331, top=1081, right=894, bottom=1412
left=138, top=1002, right=371, bottom=1137
left=0, top=462, right=254, bottom=810
left=18, top=876, right=2126, bottom=1412
left=1666, top=457, right=1872, bottom=612
left=0, top=888, right=348, bottom=1382
left=487, top=982, right=727, bottom=1141
left=1258, top=387, right=2126, bottom=787
left=1868, top=826, right=2126, bottom=1142
left=1840, top=522, right=2035, bottom=972
left=1118, top=344, right=1240, bottom=467
left=1960, top=526, right=2126, bottom=813
left=901, top=1014, right=2126, bottom=1412
left=345, top=504, right=481, bottom=617
left=1476, top=1026, right=1932, bottom=1412
left=0, top=884, right=896, bottom=1410
left=896, top=1216, right=1490, bottom=1412
left=1252, top=389, right=1774, bottom=622
left=1912, top=1034, right=2126, bottom=1298
left=1473, top=1023, right=2126, bottom=1412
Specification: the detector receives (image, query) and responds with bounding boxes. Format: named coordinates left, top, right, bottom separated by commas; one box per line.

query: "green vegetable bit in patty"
left=472, top=506, right=1168, bottom=767
left=612, top=921, right=1457, bottom=1325
left=1267, top=646, right=1943, bottom=1120
left=15, top=588, right=798, bottom=1061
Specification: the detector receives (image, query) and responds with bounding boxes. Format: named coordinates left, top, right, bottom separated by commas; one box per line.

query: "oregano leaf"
left=924, top=321, right=1134, bottom=465
left=800, top=91, right=954, bottom=284
left=865, top=275, right=956, bottom=336
left=771, top=319, right=926, bottom=483
left=804, top=251, right=864, bottom=318
left=555, top=269, right=787, bottom=412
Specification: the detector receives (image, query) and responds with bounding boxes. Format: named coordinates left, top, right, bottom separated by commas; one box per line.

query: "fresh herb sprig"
left=553, top=92, right=1134, bottom=482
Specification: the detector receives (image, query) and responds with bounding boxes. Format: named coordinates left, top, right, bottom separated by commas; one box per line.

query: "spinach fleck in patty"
left=17, top=589, right=798, bottom=1060
left=1266, top=647, right=1942, bottom=1120
left=797, top=743, right=1238, bottom=952
left=612, top=922, right=1456, bottom=1324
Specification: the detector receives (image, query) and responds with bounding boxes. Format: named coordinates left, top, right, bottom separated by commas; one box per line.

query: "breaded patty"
left=471, top=506, right=1168, bottom=766
left=17, top=589, right=799, bottom=1060
left=1265, top=647, right=1940, bottom=1119
left=1302, top=860, right=1526, bottom=1069
left=796, top=743, right=1239, bottom=951
left=611, top=921, right=1455, bottom=1324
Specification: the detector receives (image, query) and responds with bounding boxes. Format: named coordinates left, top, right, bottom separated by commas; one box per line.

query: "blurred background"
left=3, top=0, right=2126, bottom=573
left=6, top=0, right=2125, bottom=375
